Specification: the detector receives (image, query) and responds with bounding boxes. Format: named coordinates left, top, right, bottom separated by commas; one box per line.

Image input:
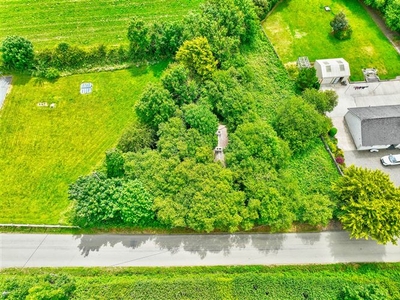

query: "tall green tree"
left=161, top=64, right=199, bottom=105
left=105, top=148, right=125, bottom=178
left=117, top=122, right=156, bottom=153
left=176, top=37, right=218, bottom=79
left=127, top=16, right=150, bottom=57
left=273, top=96, right=330, bottom=154
left=333, top=166, right=400, bottom=244
left=204, top=68, right=256, bottom=129
left=301, top=88, right=338, bottom=114
left=226, top=119, right=291, bottom=171
left=135, top=84, right=177, bottom=130
left=183, top=103, right=219, bottom=136
left=1, top=36, right=34, bottom=70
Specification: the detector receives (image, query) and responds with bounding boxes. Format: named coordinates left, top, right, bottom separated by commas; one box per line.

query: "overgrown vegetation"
left=1, top=264, right=400, bottom=299
left=68, top=0, right=339, bottom=233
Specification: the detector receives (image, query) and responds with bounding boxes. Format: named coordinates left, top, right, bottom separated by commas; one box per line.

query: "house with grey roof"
left=344, top=105, right=400, bottom=150
left=314, top=58, right=350, bottom=85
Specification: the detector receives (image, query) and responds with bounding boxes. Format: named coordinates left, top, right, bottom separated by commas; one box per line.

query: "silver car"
left=381, top=154, right=400, bottom=166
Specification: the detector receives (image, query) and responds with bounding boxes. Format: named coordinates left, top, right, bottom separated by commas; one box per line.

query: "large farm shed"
left=344, top=105, right=400, bottom=150
left=314, top=58, right=350, bottom=85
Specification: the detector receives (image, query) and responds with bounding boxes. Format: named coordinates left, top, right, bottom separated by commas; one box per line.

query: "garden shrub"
left=335, top=156, right=344, bottom=165
left=329, top=127, right=338, bottom=137
left=330, top=12, right=353, bottom=40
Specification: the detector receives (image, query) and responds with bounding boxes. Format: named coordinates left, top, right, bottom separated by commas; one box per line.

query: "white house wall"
left=344, top=112, right=362, bottom=149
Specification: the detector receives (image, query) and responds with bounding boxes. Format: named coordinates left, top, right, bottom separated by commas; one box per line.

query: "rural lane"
left=1, top=231, right=399, bottom=268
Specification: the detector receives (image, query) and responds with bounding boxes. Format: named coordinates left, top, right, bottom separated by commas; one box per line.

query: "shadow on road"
left=74, top=233, right=287, bottom=259
left=326, top=231, right=386, bottom=263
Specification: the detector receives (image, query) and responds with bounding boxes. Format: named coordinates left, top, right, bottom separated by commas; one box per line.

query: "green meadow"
left=263, top=0, right=400, bottom=80
left=0, top=64, right=166, bottom=224
left=0, top=0, right=203, bottom=49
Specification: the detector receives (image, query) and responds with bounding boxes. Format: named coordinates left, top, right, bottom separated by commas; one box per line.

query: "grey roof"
left=347, top=105, right=400, bottom=146
left=347, top=105, right=400, bottom=120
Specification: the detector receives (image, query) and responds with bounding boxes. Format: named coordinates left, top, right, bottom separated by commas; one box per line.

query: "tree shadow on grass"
left=127, top=60, right=170, bottom=79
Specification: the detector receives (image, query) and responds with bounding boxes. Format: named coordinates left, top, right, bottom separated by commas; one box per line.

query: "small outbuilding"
left=344, top=105, right=400, bottom=150
left=314, top=58, right=350, bottom=85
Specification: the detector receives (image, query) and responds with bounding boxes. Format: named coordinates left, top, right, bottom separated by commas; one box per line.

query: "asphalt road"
left=1, top=231, right=399, bottom=268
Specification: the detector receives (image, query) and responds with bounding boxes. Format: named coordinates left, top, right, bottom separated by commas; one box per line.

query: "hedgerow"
left=1, top=264, right=400, bottom=299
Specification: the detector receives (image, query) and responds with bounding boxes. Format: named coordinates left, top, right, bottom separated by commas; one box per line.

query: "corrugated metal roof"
left=347, top=105, right=400, bottom=120
left=346, top=105, right=400, bottom=146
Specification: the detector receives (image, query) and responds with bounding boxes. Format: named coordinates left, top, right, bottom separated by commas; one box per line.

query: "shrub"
left=43, top=67, right=60, bottom=80
left=295, top=68, right=320, bottom=92
left=330, top=12, right=353, bottom=40
left=1, top=35, right=34, bottom=71
left=335, top=156, right=344, bottom=165
left=328, top=127, right=338, bottom=137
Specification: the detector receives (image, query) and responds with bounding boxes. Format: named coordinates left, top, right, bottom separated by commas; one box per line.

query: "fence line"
left=320, top=135, right=344, bottom=176
left=0, top=224, right=80, bottom=229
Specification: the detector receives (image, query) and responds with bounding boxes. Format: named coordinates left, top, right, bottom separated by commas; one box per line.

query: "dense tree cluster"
left=69, top=0, right=337, bottom=232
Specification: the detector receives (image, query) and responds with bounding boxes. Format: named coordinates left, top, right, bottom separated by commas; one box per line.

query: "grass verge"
left=262, top=0, right=400, bottom=80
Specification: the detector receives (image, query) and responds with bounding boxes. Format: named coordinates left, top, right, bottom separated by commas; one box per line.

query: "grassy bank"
left=1, top=264, right=400, bottom=299
left=263, top=0, right=400, bottom=80
left=0, top=63, right=166, bottom=224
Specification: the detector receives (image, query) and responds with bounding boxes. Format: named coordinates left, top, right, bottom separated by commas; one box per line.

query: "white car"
left=381, top=154, right=400, bottom=166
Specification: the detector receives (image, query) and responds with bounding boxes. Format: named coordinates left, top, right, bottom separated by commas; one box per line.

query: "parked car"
left=380, top=154, right=400, bottom=166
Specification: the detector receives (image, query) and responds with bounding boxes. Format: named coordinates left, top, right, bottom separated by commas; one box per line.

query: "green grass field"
left=0, top=64, right=166, bottom=224
left=2, top=264, right=400, bottom=299
left=263, top=0, right=400, bottom=80
left=0, top=0, right=203, bottom=49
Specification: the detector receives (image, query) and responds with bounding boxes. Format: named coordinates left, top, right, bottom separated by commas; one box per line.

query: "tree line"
left=0, top=0, right=277, bottom=79
left=362, top=0, right=400, bottom=32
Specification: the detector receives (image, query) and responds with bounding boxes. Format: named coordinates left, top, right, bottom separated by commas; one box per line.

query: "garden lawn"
left=263, top=0, right=400, bottom=81
left=0, top=64, right=166, bottom=224
left=0, top=0, right=203, bottom=50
